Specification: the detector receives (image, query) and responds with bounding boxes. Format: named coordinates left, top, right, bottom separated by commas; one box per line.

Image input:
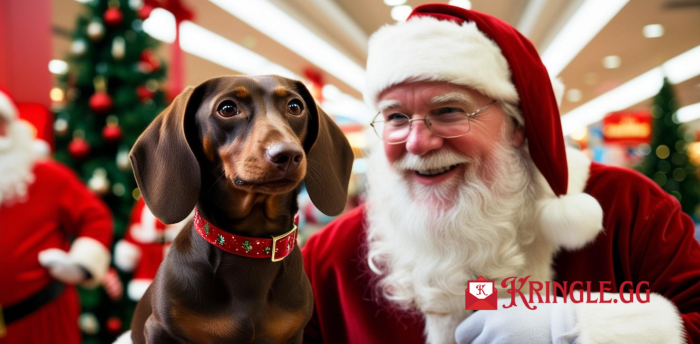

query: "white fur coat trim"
left=536, top=147, right=604, bottom=250
left=69, top=237, right=111, bottom=288
left=576, top=292, right=685, bottom=344
left=364, top=16, right=519, bottom=110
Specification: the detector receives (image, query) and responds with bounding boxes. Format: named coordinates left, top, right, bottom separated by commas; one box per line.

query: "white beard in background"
left=365, top=127, right=538, bottom=344
left=0, top=121, right=37, bottom=206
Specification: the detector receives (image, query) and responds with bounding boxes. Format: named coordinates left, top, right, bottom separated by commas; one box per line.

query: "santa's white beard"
left=0, top=122, right=37, bottom=206
left=365, top=129, right=538, bottom=342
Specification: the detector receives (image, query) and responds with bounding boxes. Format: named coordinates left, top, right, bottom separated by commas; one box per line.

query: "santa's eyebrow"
left=377, top=100, right=402, bottom=112
left=430, top=92, right=475, bottom=106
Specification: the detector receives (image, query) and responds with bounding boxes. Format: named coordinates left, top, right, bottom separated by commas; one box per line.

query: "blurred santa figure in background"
left=0, top=88, right=113, bottom=344
left=114, top=198, right=192, bottom=301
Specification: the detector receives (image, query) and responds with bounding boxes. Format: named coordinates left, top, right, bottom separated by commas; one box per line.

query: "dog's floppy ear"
left=130, top=86, right=200, bottom=224
left=295, top=81, right=354, bottom=216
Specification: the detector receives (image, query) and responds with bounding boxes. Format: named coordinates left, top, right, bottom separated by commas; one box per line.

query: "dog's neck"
left=196, top=178, right=298, bottom=238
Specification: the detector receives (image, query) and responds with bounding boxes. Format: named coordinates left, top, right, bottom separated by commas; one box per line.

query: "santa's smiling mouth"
left=414, top=163, right=462, bottom=177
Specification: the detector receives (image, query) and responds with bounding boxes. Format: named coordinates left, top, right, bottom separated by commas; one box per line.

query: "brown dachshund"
left=125, top=75, right=353, bottom=343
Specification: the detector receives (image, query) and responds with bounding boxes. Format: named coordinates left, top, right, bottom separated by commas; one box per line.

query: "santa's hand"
left=455, top=297, right=578, bottom=344
left=38, top=248, right=88, bottom=285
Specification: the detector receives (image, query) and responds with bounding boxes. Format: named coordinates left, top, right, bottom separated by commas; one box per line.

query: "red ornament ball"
left=69, top=138, right=91, bottom=160
left=89, top=92, right=113, bottom=115
left=106, top=316, right=122, bottom=334
left=136, top=85, right=154, bottom=102
left=103, top=8, right=123, bottom=27
left=102, top=124, right=122, bottom=144
left=138, top=4, right=154, bottom=20
left=140, top=50, right=161, bottom=72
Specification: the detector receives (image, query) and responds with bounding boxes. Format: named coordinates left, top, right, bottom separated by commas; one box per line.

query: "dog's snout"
left=266, top=142, right=303, bottom=172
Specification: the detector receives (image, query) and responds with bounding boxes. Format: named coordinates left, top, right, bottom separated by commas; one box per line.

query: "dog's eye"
left=217, top=100, right=239, bottom=117
left=288, top=99, right=304, bottom=116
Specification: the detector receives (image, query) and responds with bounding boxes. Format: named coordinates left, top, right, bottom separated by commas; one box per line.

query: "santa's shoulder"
left=32, top=159, right=83, bottom=183
left=302, top=205, right=366, bottom=272
left=585, top=162, right=679, bottom=209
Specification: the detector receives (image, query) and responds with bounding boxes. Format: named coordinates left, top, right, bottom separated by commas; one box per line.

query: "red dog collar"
left=193, top=210, right=298, bottom=262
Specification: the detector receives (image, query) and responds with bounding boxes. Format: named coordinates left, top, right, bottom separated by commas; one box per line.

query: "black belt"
left=1, top=280, right=65, bottom=326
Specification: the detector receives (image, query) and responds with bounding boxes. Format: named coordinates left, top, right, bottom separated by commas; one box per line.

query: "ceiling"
left=52, top=0, right=700, bottom=127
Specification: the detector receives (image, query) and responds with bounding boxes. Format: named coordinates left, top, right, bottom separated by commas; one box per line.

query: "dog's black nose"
left=266, top=142, right=303, bottom=172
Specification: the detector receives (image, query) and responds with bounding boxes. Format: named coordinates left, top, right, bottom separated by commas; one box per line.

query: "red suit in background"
left=114, top=198, right=191, bottom=301
left=0, top=89, right=113, bottom=343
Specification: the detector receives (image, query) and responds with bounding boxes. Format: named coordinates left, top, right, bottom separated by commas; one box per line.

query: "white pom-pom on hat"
left=534, top=147, right=605, bottom=250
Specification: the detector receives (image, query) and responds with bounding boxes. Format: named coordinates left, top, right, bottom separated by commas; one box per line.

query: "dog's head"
left=130, top=75, right=354, bottom=224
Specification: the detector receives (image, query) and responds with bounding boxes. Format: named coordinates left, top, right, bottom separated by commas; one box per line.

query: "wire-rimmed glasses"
left=370, top=100, right=497, bottom=144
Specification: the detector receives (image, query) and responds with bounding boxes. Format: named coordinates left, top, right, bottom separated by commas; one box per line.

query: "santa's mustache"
left=393, top=149, right=474, bottom=172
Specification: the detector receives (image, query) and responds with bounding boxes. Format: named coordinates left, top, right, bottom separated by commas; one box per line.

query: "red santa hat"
left=364, top=4, right=603, bottom=249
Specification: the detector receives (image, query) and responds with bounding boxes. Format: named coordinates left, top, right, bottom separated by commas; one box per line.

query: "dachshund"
left=124, top=75, right=353, bottom=343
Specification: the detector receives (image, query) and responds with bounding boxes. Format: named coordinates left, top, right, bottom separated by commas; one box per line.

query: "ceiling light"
left=541, top=0, right=629, bottom=77
left=179, top=22, right=298, bottom=79
left=383, top=0, right=406, bottom=6
left=677, top=102, right=700, bottom=123
left=142, top=8, right=176, bottom=43
left=602, top=55, right=621, bottom=69
left=448, top=0, right=472, bottom=10
left=208, top=0, right=365, bottom=92
left=561, top=45, right=700, bottom=135
left=566, top=89, right=583, bottom=102
left=643, top=24, right=664, bottom=38
left=391, top=5, right=413, bottom=21
left=48, top=60, right=68, bottom=75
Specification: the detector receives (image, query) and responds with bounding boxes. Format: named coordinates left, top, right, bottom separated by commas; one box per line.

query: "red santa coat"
left=302, top=162, right=700, bottom=343
left=0, top=160, right=113, bottom=344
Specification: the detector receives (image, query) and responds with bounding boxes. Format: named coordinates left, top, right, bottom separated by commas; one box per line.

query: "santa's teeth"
left=416, top=164, right=458, bottom=176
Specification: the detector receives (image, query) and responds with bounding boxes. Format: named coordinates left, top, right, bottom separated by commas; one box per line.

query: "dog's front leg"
left=144, top=315, right=188, bottom=344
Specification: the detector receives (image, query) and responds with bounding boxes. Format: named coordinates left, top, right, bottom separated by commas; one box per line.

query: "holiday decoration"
left=106, top=316, right=123, bottom=334
left=79, top=312, right=100, bottom=335
left=68, top=136, right=90, bottom=160
left=639, top=78, right=700, bottom=216
left=89, top=168, right=111, bottom=195
left=116, top=149, right=131, bottom=171
left=136, top=85, right=154, bottom=102
left=54, top=0, right=170, bottom=340
left=102, top=116, right=122, bottom=143
left=72, top=39, right=87, bottom=56
left=104, top=8, right=124, bottom=27
left=112, top=36, right=126, bottom=60
left=114, top=199, right=191, bottom=301
left=138, top=50, right=161, bottom=73
left=89, top=92, right=113, bottom=114
left=54, top=118, right=69, bottom=136
left=87, top=20, right=105, bottom=41
left=137, top=3, right=154, bottom=20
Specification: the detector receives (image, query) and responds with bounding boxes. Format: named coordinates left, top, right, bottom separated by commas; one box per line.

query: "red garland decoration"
left=89, top=92, right=113, bottom=115
left=103, top=8, right=124, bottom=27
left=69, top=137, right=91, bottom=160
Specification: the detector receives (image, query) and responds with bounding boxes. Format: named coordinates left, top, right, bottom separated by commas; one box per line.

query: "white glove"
left=455, top=297, right=579, bottom=344
left=38, top=248, right=88, bottom=285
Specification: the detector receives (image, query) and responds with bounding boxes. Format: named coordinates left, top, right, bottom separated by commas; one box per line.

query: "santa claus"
left=114, top=198, right=192, bottom=301
left=301, top=4, right=700, bottom=344
left=0, top=89, right=112, bottom=343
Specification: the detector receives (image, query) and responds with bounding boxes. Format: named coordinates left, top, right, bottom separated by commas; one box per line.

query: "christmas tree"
left=640, top=78, right=700, bottom=217
left=53, top=0, right=167, bottom=342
